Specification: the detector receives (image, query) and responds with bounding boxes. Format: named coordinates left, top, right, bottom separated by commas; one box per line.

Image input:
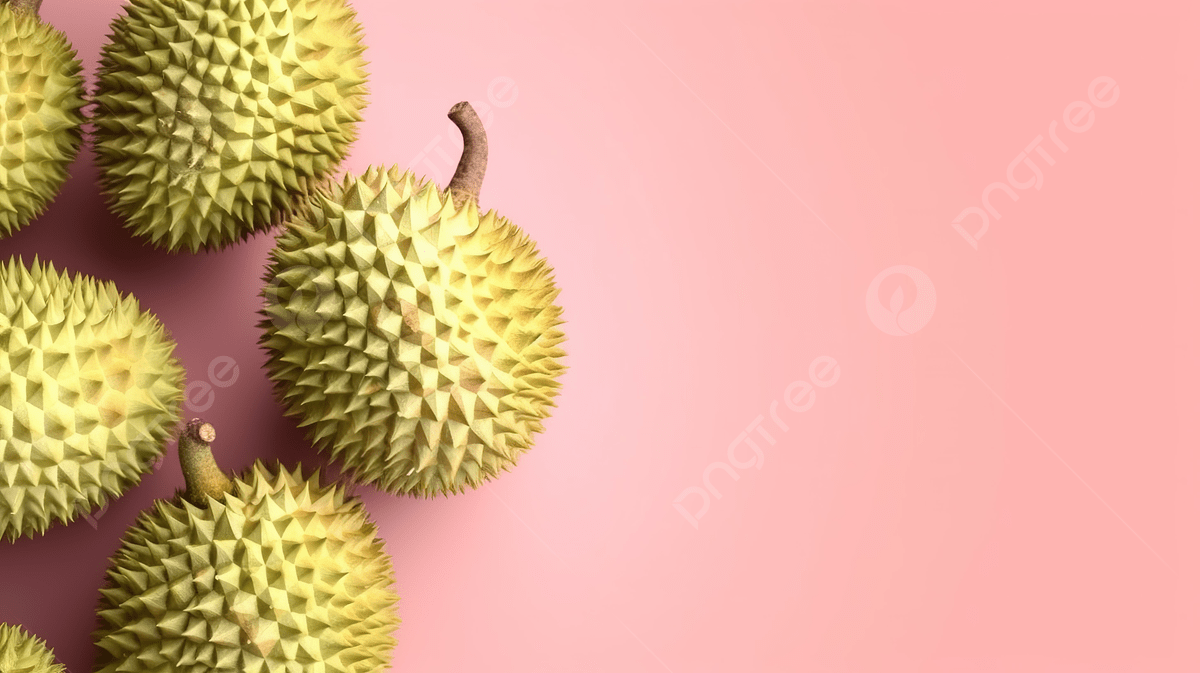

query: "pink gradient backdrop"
left=1, top=1, right=1197, bottom=671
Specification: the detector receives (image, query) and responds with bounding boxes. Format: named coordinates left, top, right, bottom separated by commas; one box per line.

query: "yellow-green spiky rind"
left=0, top=5, right=85, bottom=238
left=92, top=0, right=368, bottom=253
left=259, top=166, right=567, bottom=497
left=94, top=461, right=401, bottom=673
left=0, top=623, right=66, bottom=673
left=0, top=258, right=185, bottom=542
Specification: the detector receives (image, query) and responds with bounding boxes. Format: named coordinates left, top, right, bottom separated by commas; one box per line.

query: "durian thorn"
left=447, top=101, right=488, bottom=209
left=179, top=418, right=233, bottom=507
left=3, top=0, right=41, bottom=16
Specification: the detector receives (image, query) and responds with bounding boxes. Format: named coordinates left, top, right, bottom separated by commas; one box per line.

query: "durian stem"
left=447, top=101, right=488, bottom=208
left=179, top=419, right=233, bottom=506
left=4, top=0, right=41, bottom=16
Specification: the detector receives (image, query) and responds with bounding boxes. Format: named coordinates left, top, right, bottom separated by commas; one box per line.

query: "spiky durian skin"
left=0, top=258, right=185, bottom=542
left=0, top=623, right=66, bottom=673
left=0, top=5, right=85, bottom=238
left=92, top=0, right=368, bottom=253
left=93, top=461, right=400, bottom=673
left=259, top=166, right=567, bottom=497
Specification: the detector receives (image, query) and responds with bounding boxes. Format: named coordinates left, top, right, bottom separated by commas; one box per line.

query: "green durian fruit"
left=94, top=419, right=401, bottom=673
left=0, top=258, right=185, bottom=541
left=92, top=0, right=368, bottom=253
left=0, top=0, right=85, bottom=238
left=260, top=102, right=567, bottom=497
left=0, top=623, right=66, bottom=673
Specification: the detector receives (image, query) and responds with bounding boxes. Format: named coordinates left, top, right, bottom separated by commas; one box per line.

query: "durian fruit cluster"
left=261, top=167, right=566, bottom=496
left=0, top=0, right=568, bottom=671
left=0, top=622, right=66, bottom=673
left=93, top=0, right=368, bottom=252
left=94, top=462, right=399, bottom=673
left=0, top=2, right=84, bottom=237
left=0, top=259, right=184, bottom=542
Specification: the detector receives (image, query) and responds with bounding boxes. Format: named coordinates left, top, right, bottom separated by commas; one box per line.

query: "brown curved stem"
left=447, top=101, right=488, bottom=208
left=179, top=418, right=233, bottom=506
left=4, top=0, right=42, bottom=17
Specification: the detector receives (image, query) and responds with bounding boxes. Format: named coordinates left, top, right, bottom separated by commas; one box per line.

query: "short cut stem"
left=4, top=0, right=42, bottom=16
left=179, top=419, right=233, bottom=506
left=447, top=102, right=488, bottom=208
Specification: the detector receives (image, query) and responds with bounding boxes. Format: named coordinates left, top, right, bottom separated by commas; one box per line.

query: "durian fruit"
left=94, top=419, right=401, bottom=673
left=260, top=102, right=566, bottom=497
left=0, top=257, right=185, bottom=541
left=0, top=0, right=86, bottom=238
left=92, top=0, right=368, bottom=252
left=0, top=623, right=66, bottom=673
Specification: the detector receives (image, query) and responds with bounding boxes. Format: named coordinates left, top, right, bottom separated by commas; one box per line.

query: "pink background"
left=1, top=1, right=1198, bottom=671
